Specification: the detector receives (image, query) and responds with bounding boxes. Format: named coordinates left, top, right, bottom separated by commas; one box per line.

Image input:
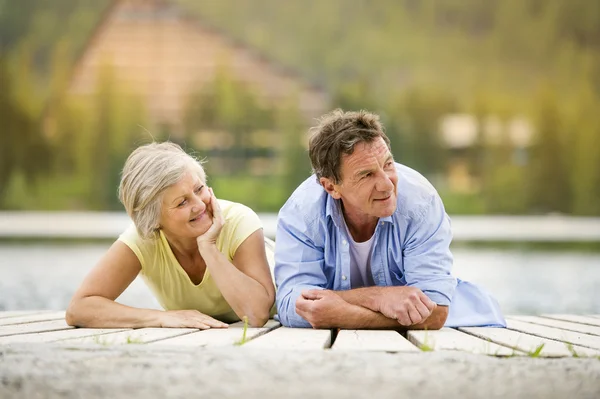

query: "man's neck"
left=341, top=205, right=378, bottom=243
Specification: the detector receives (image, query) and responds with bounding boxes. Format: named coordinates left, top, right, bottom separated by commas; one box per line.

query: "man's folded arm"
left=403, top=193, right=457, bottom=323
left=334, top=287, right=449, bottom=329
left=274, top=207, right=328, bottom=328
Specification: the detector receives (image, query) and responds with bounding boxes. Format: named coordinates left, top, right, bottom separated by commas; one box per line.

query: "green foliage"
left=234, top=316, right=250, bottom=346
left=210, top=176, right=288, bottom=213
left=527, top=86, right=571, bottom=214
left=0, top=53, right=51, bottom=207
left=528, top=343, right=545, bottom=358
left=2, top=0, right=600, bottom=215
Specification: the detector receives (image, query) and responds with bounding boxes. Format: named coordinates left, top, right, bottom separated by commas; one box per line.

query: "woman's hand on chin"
left=159, top=309, right=228, bottom=329
left=196, top=187, right=224, bottom=250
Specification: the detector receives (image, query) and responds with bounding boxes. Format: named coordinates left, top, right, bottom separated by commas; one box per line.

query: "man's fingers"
left=296, top=295, right=310, bottom=311
left=301, top=289, right=322, bottom=300
left=395, top=309, right=412, bottom=326
left=407, top=306, right=424, bottom=325
left=414, top=299, right=432, bottom=320
left=419, top=293, right=437, bottom=312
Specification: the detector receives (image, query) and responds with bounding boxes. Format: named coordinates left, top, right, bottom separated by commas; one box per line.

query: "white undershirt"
left=342, top=219, right=376, bottom=289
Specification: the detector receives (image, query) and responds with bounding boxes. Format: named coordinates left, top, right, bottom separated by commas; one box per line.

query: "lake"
left=1, top=243, right=599, bottom=315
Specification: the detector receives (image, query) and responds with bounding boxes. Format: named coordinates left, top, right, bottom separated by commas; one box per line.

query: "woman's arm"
left=66, top=240, right=227, bottom=329
left=199, top=228, right=276, bottom=327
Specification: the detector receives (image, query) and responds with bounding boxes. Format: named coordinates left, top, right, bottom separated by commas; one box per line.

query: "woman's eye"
left=177, top=200, right=187, bottom=207
left=195, top=185, right=204, bottom=194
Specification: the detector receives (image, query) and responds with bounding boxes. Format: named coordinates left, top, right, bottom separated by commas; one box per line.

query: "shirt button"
left=342, top=275, right=347, bottom=281
left=342, top=240, right=348, bottom=245
left=380, top=221, right=384, bottom=226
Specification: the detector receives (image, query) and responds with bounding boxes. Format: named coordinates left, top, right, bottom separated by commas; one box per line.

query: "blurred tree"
left=183, top=65, right=274, bottom=174
left=0, top=51, right=50, bottom=208
left=88, top=63, right=147, bottom=209
left=390, top=87, right=455, bottom=176
left=277, top=98, right=310, bottom=197
left=569, top=86, right=600, bottom=215
left=528, top=85, right=571, bottom=214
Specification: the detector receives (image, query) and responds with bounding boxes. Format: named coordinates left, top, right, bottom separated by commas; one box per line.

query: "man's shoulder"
left=394, top=163, right=440, bottom=219
left=279, top=175, right=328, bottom=224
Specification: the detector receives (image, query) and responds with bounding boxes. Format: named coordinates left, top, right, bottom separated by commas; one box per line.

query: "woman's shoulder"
left=216, top=199, right=263, bottom=258
left=218, top=199, right=259, bottom=221
left=118, top=223, right=161, bottom=257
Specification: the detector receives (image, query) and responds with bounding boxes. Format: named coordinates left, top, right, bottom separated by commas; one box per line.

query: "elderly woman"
left=66, top=142, right=275, bottom=328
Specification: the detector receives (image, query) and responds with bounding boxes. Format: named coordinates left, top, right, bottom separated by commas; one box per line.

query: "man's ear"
left=319, top=177, right=341, bottom=199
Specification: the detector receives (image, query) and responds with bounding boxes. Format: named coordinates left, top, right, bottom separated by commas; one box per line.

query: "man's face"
left=322, top=137, right=398, bottom=227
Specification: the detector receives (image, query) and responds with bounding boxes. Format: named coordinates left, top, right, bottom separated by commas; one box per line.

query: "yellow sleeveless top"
left=118, top=199, right=262, bottom=323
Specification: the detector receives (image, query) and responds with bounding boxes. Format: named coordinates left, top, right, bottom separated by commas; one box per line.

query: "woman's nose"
left=191, top=194, right=207, bottom=212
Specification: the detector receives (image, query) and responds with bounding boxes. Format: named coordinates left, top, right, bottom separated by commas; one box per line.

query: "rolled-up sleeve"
left=274, top=205, right=328, bottom=328
left=403, top=194, right=457, bottom=305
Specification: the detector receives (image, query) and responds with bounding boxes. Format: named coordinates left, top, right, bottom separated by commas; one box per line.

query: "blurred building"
left=440, top=113, right=534, bottom=192
left=66, top=0, right=328, bottom=174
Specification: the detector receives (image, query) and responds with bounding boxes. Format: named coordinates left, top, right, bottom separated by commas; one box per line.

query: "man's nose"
left=376, top=172, right=394, bottom=192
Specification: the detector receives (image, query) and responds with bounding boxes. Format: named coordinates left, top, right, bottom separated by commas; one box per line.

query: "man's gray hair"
left=308, top=109, right=391, bottom=184
left=118, top=142, right=206, bottom=239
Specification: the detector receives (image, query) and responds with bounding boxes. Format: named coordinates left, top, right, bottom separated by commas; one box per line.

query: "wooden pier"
left=2, top=311, right=600, bottom=357
left=2, top=311, right=600, bottom=398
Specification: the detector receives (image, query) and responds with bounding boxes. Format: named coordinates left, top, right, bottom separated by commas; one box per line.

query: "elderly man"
left=274, top=109, right=505, bottom=329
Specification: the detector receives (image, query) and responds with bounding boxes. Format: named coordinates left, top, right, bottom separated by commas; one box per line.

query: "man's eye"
left=178, top=200, right=187, bottom=207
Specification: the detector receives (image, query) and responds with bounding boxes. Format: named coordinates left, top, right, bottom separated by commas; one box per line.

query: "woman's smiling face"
left=158, top=171, right=213, bottom=239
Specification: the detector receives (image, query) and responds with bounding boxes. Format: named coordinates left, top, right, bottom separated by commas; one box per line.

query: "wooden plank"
left=0, top=311, right=66, bottom=326
left=459, top=327, right=599, bottom=357
left=506, top=319, right=600, bottom=351
left=408, top=328, right=516, bottom=356
left=244, top=327, right=332, bottom=350
left=151, top=320, right=280, bottom=347
left=332, top=330, right=419, bottom=352
left=0, top=328, right=130, bottom=345
left=0, top=320, right=72, bottom=337
left=541, top=314, right=600, bottom=328
left=0, top=311, right=55, bottom=319
left=57, top=328, right=197, bottom=345
left=508, top=315, right=600, bottom=336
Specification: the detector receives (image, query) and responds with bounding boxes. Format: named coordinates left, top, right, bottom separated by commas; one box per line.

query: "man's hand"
left=375, top=286, right=437, bottom=326
left=295, top=289, right=351, bottom=329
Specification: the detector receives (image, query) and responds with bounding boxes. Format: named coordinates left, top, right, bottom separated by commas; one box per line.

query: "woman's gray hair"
left=118, top=142, right=206, bottom=239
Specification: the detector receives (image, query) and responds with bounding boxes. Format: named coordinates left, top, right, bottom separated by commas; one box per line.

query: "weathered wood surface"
left=541, top=314, right=600, bottom=328
left=1, top=312, right=600, bottom=357
left=244, top=326, right=332, bottom=350
left=151, top=320, right=280, bottom=347
left=508, top=315, right=600, bottom=336
left=332, top=330, right=419, bottom=352
left=408, top=327, right=516, bottom=356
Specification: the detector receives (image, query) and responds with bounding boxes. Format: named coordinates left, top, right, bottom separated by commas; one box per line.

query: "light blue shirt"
left=274, top=163, right=506, bottom=328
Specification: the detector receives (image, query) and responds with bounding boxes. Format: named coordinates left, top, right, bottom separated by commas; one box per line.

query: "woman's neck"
left=162, top=231, right=199, bottom=259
